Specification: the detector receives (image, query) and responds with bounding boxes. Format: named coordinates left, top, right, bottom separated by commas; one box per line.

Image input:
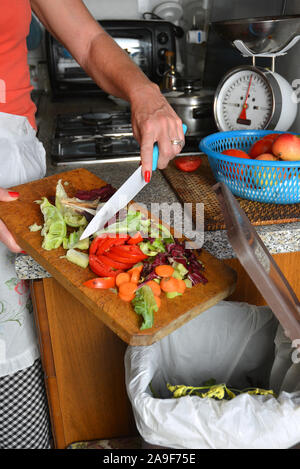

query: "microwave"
left=46, top=19, right=177, bottom=99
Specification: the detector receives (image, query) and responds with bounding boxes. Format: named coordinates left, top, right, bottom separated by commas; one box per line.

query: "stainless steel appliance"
left=51, top=109, right=210, bottom=165
left=46, top=19, right=177, bottom=98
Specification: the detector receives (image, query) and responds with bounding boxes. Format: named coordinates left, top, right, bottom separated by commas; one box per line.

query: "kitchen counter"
left=15, top=92, right=300, bottom=279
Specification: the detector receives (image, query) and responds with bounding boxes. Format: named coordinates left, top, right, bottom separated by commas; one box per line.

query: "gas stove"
left=51, top=109, right=206, bottom=165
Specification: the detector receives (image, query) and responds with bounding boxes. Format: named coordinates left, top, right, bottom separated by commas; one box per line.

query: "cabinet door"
left=224, top=252, right=300, bottom=305
left=31, top=278, right=136, bottom=449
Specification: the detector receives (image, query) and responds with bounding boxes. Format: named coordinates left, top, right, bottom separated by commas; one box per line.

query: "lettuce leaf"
left=131, top=285, right=158, bottom=330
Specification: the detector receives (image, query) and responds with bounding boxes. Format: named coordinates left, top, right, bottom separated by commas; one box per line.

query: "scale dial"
left=214, top=66, right=275, bottom=131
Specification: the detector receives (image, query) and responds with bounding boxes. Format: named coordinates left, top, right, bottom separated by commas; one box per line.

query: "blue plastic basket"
left=199, top=130, right=300, bottom=204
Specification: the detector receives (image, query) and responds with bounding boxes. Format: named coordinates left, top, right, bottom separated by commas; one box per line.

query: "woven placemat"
left=162, top=155, right=300, bottom=231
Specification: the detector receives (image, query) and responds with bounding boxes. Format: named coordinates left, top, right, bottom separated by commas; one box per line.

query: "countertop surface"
left=15, top=93, right=300, bottom=279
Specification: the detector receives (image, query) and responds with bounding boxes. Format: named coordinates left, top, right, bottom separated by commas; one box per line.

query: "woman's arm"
left=30, top=0, right=184, bottom=177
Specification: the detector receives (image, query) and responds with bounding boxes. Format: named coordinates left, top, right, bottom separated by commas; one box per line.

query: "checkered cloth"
left=0, top=359, right=51, bottom=449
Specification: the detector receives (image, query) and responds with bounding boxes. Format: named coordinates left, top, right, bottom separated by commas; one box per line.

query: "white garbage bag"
left=125, top=301, right=300, bottom=449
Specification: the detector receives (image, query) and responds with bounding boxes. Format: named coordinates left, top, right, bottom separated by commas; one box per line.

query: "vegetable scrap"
left=166, top=381, right=276, bottom=401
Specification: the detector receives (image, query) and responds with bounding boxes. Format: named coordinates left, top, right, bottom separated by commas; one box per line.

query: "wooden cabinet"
left=31, top=278, right=137, bottom=449
left=30, top=251, right=300, bottom=449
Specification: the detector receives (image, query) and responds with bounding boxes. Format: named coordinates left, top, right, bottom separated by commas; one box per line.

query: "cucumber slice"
left=66, top=249, right=89, bottom=269
left=166, top=292, right=182, bottom=299
left=184, top=278, right=193, bottom=288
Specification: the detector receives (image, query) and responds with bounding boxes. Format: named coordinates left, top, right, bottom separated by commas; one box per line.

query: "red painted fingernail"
left=8, top=191, right=19, bottom=198
left=144, top=171, right=151, bottom=183
left=20, top=251, right=27, bottom=254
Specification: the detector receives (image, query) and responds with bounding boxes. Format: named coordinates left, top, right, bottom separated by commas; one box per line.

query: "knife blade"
left=80, top=124, right=187, bottom=240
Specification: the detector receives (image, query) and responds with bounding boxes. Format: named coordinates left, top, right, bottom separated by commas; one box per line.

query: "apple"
left=255, top=153, right=279, bottom=161
left=272, top=133, right=300, bottom=161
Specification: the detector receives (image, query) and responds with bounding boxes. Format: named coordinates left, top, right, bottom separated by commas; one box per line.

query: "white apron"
left=0, top=112, right=46, bottom=376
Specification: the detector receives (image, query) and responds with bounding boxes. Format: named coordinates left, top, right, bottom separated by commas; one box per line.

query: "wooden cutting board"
left=0, top=168, right=237, bottom=345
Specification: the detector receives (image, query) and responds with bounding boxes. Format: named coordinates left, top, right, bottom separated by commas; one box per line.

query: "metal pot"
left=164, top=83, right=215, bottom=136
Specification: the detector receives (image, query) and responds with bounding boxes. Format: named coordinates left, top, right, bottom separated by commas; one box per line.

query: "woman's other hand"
left=0, top=188, right=23, bottom=252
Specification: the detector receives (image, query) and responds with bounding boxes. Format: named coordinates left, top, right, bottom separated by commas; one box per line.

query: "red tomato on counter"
left=174, top=156, right=202, bottom=172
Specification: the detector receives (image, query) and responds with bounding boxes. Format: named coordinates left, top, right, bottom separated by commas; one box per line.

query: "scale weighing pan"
left=214, top=182, right=300, bottom=344
left=212, top=15, right=300, bottom=55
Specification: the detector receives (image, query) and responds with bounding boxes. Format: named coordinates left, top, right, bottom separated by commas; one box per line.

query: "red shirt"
left=0, top=0, right=36, bottom=129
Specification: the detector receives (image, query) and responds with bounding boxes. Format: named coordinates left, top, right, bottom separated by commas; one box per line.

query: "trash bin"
left=124, top=183, right=300, bottom=449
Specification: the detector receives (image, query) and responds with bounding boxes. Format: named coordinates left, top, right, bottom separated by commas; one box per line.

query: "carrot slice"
left=146, top=280, right=161, bottom=297
left=127, top=264, right=143, bottom=274
left=116, top=272, right=131, bottom=287
left=160, top=277, right=180, bottom=293
left=118, top=291, right=135, bottom=302
left=154, top=295, right=161, bottom=309
left=155, top=265, right=174, bottom=278
left=119, top=282, right=137, bottom=297
left=176, top=279, right=186, bottom=294
left=130, top=268, right=141, bottom=284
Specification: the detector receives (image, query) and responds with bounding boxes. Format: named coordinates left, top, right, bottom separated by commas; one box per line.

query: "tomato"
left=89, top=255, right=123, bottom=277
left=262, top=133, right=280, bottom=142
left=127, top=232, right=143, bottom=245
left=222, top=149, right=250, bottom=158
left=174, top=156, right=202, bottom=172
left=83, top=277, right=116, bottom=289
left=249, top=138, right=275, bottom=158
left=222, top=148, right=251, bottom=182
left=97, top=254, right=133, bottom=270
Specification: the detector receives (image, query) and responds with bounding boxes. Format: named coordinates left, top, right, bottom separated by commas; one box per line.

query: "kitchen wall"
left=82, top=0, right=140, bottom=19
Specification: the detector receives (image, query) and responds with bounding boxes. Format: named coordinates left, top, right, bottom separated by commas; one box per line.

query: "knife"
left=80, top=123, right=187, bottom=240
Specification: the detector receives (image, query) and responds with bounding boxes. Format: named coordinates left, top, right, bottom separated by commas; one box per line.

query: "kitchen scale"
left=211, top=16, right=300, bottom=131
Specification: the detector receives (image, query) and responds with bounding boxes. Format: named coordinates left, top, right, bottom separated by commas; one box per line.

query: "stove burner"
left=51, top=109, right=209, bottom=165
left=81, top=112, right=112, bottom=125
left=95, top=137, right=113, bottom=153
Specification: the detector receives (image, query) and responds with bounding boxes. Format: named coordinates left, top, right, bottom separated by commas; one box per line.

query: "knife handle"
left=152, top=123, right=188, bottom=171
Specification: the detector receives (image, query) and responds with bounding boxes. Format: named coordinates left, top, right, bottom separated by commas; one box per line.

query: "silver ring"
left=170, top=139, right=184, bottom=146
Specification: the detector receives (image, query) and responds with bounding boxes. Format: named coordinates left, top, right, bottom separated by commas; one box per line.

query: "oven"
left=46, top=19, right=177, bottom=98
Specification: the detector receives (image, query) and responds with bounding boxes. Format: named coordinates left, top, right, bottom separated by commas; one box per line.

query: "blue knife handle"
left=152, top=123, right=188, bottom=171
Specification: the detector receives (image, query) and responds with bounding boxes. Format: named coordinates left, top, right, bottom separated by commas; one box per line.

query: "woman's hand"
left=130, top=83, right=184, bottom=180
left=0, top=189, right=23, bottom=252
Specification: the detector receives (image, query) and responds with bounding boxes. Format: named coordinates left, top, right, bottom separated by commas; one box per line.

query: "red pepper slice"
left=89, top=235, right=108, bottom=256
left=110, top=244, right=147, bottom=258
left=96, top=255, right=133, bottom=270
left=83, top=277, right=116, bottom=289
left=97, top=234, right=130, bottom=255
left=89, top=255, right=123, bottom=277
left=106, top=251, right=145, bottom=265
left=127, top=232, right=143, bottom=245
